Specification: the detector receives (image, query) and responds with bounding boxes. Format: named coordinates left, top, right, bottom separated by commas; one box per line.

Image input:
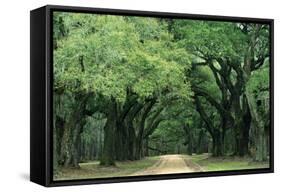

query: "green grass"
left=190, top=153, right=270, bottom=172
left=54, top=156, right=160, bottom=180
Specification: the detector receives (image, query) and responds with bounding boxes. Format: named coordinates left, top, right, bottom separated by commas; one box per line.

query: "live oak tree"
left=53, top=12, right=270, bottom=172
left=53, top=13, right=192, bottom=167
left=171, top=20, right=269, bottom=157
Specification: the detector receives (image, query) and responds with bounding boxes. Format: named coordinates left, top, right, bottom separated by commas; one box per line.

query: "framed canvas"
left=30, top=5, right=274, bottom=187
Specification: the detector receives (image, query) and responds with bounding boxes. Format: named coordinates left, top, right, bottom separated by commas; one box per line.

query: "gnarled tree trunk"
left=100, top=99, right=118, bottom=166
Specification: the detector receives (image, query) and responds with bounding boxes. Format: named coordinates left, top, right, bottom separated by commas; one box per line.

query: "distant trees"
left=53, top=12, right=270, bottom=172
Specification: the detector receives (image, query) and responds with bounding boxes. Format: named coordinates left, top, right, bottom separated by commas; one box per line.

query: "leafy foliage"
left=52, top=11, right=270, bottom=175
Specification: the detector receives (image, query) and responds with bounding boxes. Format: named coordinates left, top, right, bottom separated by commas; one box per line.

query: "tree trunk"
left=114, top=124, right=124, bottom=161
left=143, top=138, right=149, bottom=156
left=53, top=115, right=58, bottom=172
left=128, top=124, right=136, bottom=160
left=70, top=122, right=84, bottom=167
left=196, top=129, right=205, bottom=154
left=231, top=94, right=251, bottom=157
left=60, top=115, right=77, bottom=167
left=59, top=94, right=88, bottom=168
left=134, top=100, right=156, bottom=160
left=100, top=99, right=117, bottom=166
left=53, top=94, right=65, bottom=167
left=183, top=124, right=193, bottom=155
left=212, top=130, right=223, bottom=157
left=246, top=89, right=268, bottom=161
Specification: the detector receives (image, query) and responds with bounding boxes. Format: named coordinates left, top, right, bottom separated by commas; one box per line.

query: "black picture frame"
left=30, top=4, right=274, bottom=187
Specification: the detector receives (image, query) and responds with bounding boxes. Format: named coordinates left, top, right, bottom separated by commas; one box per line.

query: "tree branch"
left=194, top=96, right=214, bottom=137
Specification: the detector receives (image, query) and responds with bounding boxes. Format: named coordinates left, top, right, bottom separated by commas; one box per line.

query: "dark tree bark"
left=134, top=99, right=157, bottom=160
left=59, top=94, right=89, bottom=168
left=192, top=60, right=235, bottom=156
left=114, top=93, right=140, bottom=161
left=194, top=96, right=224, bottom=156
left=246, top=88, right=269, bottom=161
left=183, top=124, right=193, bottom=156
left=100, top=98, right=118, bottom=166
left=196, top=128, right=205, bottom=154
left=124, top=102, right=144, bottom=160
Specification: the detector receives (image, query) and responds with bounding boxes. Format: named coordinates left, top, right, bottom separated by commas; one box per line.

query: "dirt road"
left=132, top=154, right=203, bottom=176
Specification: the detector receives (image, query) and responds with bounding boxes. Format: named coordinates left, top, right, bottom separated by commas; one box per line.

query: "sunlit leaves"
left=53, top=12, right=192, bottom=103
left=173, top=20, right=247, bottom=60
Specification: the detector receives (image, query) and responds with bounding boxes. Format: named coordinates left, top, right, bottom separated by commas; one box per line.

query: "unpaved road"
left=132, top=154, right=203, bottom=176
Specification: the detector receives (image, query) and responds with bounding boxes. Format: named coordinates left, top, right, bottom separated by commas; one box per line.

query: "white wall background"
left=0, top=0, right=279, bottom=191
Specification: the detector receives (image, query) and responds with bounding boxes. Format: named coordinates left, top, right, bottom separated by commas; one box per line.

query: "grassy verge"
left=54, top=156, right=160, bottom=181
left=190, top=153, right=270, bottom=172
